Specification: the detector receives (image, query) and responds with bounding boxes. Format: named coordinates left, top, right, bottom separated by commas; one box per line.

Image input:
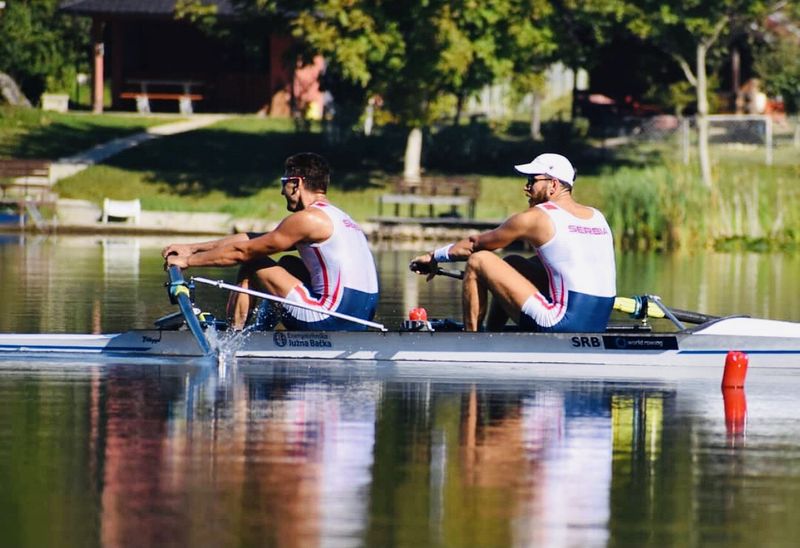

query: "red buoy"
left=409, top=307, right=428, bottom=321
left=721, top=350, right=749, bottom=388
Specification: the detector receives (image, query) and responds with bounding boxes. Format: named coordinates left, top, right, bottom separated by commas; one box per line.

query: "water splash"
left=205, top=326, right=257, bottom=380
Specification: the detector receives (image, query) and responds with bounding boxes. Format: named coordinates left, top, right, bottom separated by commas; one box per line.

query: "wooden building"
left=60, top=0, right=324, bottom=115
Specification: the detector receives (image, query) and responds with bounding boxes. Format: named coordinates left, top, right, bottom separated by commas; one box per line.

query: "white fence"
left=628, top=114, right=799, bottom=166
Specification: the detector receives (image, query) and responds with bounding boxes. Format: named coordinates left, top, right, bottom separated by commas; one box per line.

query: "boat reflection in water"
left=5, top=359, right=800, bottom=547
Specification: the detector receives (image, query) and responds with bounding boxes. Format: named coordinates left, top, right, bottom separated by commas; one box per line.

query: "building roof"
left=59, top=1, right=238, bottom=18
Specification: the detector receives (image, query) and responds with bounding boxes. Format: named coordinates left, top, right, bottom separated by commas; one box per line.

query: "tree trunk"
left=530, top=91, right=543, bottom=140
left=403, top=127, right=423, bottom=183
left=454, top=92, right=465, bottom=126
left=364, top=100, right=374, bottom=136
left=696, top=44, right=713, bottom=188
left=570, top=65, right=578, bottom=121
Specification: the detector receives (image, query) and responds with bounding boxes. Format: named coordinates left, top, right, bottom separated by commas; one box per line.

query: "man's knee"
left=465, top=250, right=496, bottom=274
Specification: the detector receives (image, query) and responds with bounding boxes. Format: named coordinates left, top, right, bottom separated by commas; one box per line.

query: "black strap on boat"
left=167, top=266, right=212, bottom=355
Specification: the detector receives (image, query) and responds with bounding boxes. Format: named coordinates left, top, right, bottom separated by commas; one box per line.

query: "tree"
left=754, top=5, right=800, bottom=114
left=502, top=0, right=558, bottom=140
left=249, top=0, right=527, bottom=181
left=549, top=0, right=628, bottom=120
left=0, top=0, right=90, bottom=104
left=622, top=0, right=774, bottom=188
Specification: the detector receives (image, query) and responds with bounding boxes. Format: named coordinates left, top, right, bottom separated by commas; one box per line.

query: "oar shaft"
left=614, top=296, right=719, bottom=325
left=167, top=266, right=212, bottom=355
left=192, top=277, right=387, bottom=332
left=667, top=307, right=719, bottom=325
left=436, top=267, right=464, bottom=280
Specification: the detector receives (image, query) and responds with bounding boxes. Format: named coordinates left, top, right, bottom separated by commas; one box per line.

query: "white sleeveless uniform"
left=283, top=202, right=379, bottom=330
left=520, top=202, right=616, bottom=331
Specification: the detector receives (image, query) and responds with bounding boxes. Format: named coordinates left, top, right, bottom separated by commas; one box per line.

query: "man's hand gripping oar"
left=409, top=259, right=464, bottom=281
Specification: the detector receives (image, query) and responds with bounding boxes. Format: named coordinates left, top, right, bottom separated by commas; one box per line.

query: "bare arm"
left=411, top=211, right=539, bottom=266
left=161, top=233, right=250, bottom=258
left=167, top=209, right=332, bottom=269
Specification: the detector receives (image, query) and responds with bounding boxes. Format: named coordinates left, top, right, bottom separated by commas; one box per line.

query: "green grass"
left=0, top=106, right=182, bottom=160
left=3, top=107, right=798, bottom=249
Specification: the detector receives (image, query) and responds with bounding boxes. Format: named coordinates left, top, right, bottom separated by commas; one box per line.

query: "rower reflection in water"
left=163, top=153, right=379, bottom=331
left=411, top=153, right=616, bottom=332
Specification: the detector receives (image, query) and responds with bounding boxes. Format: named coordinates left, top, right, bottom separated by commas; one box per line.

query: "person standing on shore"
left=164, top=152, right=379, bottom=331
left=410, top=153, right=615, bottom=332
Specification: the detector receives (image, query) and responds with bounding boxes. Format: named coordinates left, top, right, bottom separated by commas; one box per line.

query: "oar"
left=167, top=266, right=213, bottom=355
left=192, top=276, right=388, bottom=332
left=613, top=295, right=719, bottom=326
left=409, top=261, right=464, bottom=280
left=411, top=262, right=717, bottom=326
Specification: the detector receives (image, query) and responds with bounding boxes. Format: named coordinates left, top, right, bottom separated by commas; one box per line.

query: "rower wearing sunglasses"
left=164, top=152, right=379, bottom=331
left=410, top=153, right=616, bottom=333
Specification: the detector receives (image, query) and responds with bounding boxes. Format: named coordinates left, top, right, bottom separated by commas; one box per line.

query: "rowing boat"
left=2, top=316, right=800, bottom=368
left=2, top=269, right=800, bottom=370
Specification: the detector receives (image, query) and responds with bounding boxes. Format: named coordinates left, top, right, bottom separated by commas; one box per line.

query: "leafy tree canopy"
left=247, top=0, right=556, bottom=128
left=0, top=0, right=90, bottom=102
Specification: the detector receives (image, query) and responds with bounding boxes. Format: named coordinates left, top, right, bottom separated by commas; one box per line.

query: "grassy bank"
left=3, top=109, right=798, bottom=250
left=0, top=106, right=181, bottom=160
left=50, top=115, right=606, bottom=222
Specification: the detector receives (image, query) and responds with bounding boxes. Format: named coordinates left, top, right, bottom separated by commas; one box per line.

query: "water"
left=2, top=235, right=800, bottom=547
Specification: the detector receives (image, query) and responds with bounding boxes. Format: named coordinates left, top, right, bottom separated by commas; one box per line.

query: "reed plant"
left=596, top=155, right=800, bottom=251
left=595, top=163, right=707, bottom=250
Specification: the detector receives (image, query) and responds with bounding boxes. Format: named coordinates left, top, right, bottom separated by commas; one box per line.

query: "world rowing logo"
left=273, top=332, right=287, bottom=347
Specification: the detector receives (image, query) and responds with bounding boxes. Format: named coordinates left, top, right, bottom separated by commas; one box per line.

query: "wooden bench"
left=120, top=92, right=204, bottom=115
left=0, top=159, right=53, bottom=199
left=378, top=176, right=480, bottom=219
left=121, top=78, right=205, bottom=114
left=0, top=159, right=56, bottom=229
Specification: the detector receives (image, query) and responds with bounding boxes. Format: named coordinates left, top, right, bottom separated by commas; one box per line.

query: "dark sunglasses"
left=280, top=176, right=303, bottom=186
left=526, top=175, right=551, bottom=188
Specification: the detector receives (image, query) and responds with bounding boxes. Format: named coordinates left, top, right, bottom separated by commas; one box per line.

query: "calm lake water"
left=2, top=235, right=800, bottom=547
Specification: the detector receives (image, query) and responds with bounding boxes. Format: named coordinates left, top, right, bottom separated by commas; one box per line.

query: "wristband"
left=433, top=243, right=454, bottom=263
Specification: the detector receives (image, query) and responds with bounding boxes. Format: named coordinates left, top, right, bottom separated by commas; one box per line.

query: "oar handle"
left=409, top=261, right=464, bottom=280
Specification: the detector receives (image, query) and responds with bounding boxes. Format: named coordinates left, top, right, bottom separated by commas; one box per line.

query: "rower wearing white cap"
left=410, top=153, right=616, bottom=332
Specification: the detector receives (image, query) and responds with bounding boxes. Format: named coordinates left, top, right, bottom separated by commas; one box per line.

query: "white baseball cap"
left=514, top=153, right=576, bottom=185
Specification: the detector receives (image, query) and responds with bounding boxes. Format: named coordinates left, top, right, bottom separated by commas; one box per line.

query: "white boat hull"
left=2, top=317, right=800, bottom=370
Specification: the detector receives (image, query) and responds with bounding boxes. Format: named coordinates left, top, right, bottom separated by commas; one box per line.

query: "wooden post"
left=92, top=18, right=105, bottom=114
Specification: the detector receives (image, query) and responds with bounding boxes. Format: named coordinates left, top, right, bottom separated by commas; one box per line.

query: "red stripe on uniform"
left=313, top=247, right=330, bottom=301
left=309, top=246, right=342, bottom=310
left=536, top=258, right=566, bottom=318
left=294, top=285, right=324, bottom=306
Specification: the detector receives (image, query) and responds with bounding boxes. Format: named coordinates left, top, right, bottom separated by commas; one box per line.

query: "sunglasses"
left=280, top=176, right=303, bottom=186
left=525, top=175, right=552, bottom=188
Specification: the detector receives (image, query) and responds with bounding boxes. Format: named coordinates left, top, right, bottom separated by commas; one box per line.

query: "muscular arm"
left=412, top=209, right=549, bottom=270
left=466, top=212, right=540, bottom=253
left=161, top=233, right=250, bottom=258
left=171, top=209, right=332, bottom=269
